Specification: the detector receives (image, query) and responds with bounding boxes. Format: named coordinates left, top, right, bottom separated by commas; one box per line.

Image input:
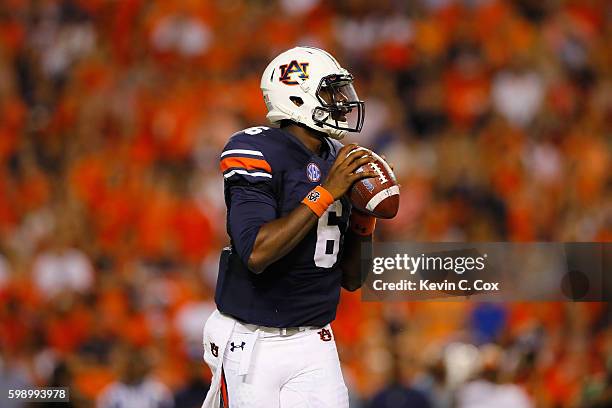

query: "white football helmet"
left=260, top=46, right=365, bottom=140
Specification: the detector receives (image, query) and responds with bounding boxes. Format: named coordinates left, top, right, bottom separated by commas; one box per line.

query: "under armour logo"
left=307, top=191, right=320, bottom=202
left=230, top=341, right=246, bottom=352
left=318, top=328, right=332, bottom=342
left=210, top=342, right=219, bottom=358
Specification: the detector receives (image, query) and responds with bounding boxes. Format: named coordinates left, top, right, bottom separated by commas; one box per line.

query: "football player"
left=202, top=46, right=377, bottom=408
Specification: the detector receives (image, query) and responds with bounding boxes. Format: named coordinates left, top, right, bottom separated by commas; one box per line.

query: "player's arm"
left=339, top=213, right=374, bottom=291
left=246, top=204, right=318, bottom=273
left=340, top=152, right=394, bottom=291
left=247, top=143, right=376, bottom=273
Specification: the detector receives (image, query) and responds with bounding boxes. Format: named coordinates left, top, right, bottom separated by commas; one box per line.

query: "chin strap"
left=326, top=128, right=346, bottom=140
left=265, top=91, right=347, bottom=139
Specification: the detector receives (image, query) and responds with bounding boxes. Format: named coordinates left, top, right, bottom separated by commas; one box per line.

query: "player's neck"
left=283, top=123, right=324, bottom=155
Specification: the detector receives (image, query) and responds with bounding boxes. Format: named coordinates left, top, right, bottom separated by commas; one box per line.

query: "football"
left=348, top=147, right=400, bottom=219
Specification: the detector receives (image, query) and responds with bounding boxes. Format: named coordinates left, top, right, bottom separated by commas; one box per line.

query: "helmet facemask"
left=311, top=74, right=365, bottom=136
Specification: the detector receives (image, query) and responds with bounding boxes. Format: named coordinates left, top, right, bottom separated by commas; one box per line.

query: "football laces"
left=369, top=162, right=388, bottom=184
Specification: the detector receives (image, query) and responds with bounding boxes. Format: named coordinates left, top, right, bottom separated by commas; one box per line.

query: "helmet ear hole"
left=289, top=96, right=304, bottom=107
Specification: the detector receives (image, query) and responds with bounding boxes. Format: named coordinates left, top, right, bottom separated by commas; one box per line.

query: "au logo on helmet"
left=279, top=60, right=309, bottom=85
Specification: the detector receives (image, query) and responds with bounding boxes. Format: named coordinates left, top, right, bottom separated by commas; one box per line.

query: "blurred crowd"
left=0, top=0, right=610, bottom=407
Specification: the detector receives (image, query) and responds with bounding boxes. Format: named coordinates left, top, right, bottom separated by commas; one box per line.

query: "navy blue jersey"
left=215, top=125, right=351, bottom=328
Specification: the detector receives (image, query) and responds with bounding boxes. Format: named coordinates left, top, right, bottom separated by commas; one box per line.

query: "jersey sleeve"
left=227, top=185, right=277, bottom=267
left=220, top=133, right=273, bottom=185
left=220, top=131, right=278, bottom=268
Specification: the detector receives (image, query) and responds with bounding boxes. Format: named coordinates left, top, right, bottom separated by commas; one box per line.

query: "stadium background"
left=0, top=0, right=610, bottom=407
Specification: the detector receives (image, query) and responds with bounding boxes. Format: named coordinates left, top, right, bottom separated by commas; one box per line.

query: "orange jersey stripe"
left=220, top=156, right=271, bottom=173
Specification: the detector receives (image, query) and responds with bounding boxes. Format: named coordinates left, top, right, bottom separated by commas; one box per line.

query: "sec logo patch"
left=306, top=162, right=321, bottom=182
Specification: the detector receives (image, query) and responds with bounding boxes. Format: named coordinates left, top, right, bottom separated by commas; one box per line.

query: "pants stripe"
left=220, top=365, right=229, bottom=408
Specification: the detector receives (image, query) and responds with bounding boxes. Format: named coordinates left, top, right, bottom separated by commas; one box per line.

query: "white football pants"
left=202, top=310, right=349, bottom=408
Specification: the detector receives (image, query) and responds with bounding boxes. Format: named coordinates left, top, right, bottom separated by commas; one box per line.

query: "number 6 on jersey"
left=314, top=201, right=343, bottom=268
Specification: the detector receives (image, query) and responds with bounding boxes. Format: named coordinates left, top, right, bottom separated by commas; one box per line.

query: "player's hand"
left=322, top=143, right=378, bottom=200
